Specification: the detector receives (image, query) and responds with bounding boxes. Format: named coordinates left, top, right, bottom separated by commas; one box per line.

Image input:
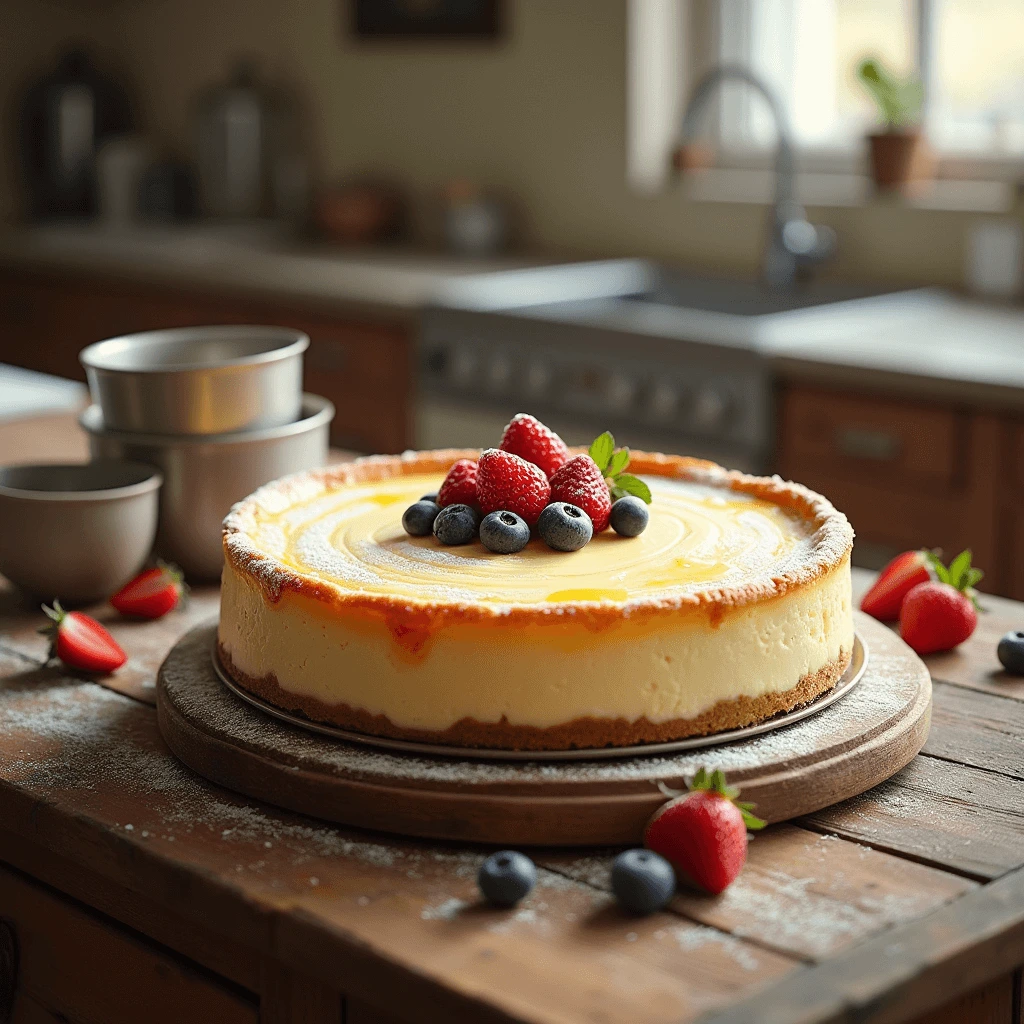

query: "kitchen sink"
left=627, top=271, right=890, bottom=318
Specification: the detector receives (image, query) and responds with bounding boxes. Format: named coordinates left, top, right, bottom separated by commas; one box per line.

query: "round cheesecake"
left=218, top=450, right=855, bottom=750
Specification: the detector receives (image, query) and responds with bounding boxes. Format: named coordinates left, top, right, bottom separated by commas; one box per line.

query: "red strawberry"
left=644, top=768, right=765, bottom=895
left=499, top=413, right=570, bottom=480
left=860, top=550, right=932, bottom=621
left=110, top=563, right=186, bottom=620
left=898, top=549, right=983, bottom=655
left=549, top=455, right=612, bottom=532
left=40, top=601, right=126, bottom=674
left=475, top=449, right=551, bottom=526
left=437, top=459, right=478, bottom=508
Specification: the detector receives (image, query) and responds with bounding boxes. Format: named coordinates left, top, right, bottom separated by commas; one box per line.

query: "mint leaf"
left=948, top=549, right=972, bottom=589
left=614, top=474, right=652, bottom=504
left=607, top=447, right=630, bottom=477
left=589, top=431, right=614, bottom=472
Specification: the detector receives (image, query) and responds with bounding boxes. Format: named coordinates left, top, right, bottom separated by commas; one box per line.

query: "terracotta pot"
left=315, top=183, right=405, bottom=244
left=867, top=130, right=933, bottom=192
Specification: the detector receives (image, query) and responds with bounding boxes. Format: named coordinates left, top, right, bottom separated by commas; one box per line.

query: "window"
left=627, top=0, right=1024, bottom=190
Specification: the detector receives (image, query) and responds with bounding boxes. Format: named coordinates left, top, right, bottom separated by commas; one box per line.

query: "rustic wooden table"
left=1, top=413, right=1024, bottom=1024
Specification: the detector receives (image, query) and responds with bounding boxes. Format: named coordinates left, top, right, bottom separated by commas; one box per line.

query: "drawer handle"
left=835, top=427, right=901, bottom=461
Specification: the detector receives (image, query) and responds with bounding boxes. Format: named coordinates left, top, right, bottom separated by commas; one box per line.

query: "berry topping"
left=610, top=495, right=650, bottom=537
left=40, top=601, right=127, bottom=675
left=610, top=849, right=676, bottom=915
left=110, top=562, right=186, bottom=620
left=402, top=500, right=441, bottom=537
left=549, top=455, right=612, bottom=533
left=899, top=549, right=983, bottom=655
left=998, top=631, right=1024, bottom=675
left=476, top=449, right=551, bottom=526
left=499, top=413, right=571, bottom=479
left=644, top=768, right=765, bottom=895
left=478, top=850, right=536, bottom=907
left=437, top=459, right=478, bottom=509
left=479, top=510, right=531, bottom=554
left=433, top=503, right=479, bottom=546
left=860, top=550, right=932, bottom=621
left=420, top=492, right=439, bottom=502
left=537, top=502, right=593, bottom=551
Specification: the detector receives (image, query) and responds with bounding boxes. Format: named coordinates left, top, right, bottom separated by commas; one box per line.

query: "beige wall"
left=1, top=0, right=1004, bottom=287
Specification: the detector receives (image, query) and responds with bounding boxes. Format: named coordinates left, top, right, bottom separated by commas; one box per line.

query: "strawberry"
left=110, top=563, right=186, bottom=620
left=549, top=455, right=613, bottom=532
left=437, top=459, right=478, bottom=508
left=860, top=550, right=932, bottom=621
left=899, top=549, right=983, bottom=655
left=40, top=601, right=126, bottom=674
left=499, top=413, right=570, bottom=480
left=644, top=768, right=765, bottom=895
left=475, top=449, right=551, bottom=526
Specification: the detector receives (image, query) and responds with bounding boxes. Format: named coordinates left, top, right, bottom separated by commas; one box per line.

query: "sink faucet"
left=675, top=64, right=836, bottom=288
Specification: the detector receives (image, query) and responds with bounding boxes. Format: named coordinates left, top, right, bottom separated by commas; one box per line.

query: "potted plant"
left=856, top=57, right=930, bottom=192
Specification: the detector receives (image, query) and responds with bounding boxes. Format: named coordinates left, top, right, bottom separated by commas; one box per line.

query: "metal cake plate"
left=210, top=633, right=868, bottom=762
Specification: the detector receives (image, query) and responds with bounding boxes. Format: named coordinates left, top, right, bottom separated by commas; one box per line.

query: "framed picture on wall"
left=352, top=0, right=501, bottom=39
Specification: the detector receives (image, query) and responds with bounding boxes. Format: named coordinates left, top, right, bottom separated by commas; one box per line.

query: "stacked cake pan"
left=79, top=326, right=335, bottom=581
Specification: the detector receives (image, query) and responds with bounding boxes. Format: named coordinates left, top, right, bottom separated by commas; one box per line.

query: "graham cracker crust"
left=217, top=643, right=852, bottom=751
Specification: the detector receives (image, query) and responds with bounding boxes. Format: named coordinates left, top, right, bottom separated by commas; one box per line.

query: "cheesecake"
left=218, top=450, right=854, bottom=750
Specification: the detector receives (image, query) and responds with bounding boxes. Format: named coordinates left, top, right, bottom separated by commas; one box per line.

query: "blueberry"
left=480, top=510, right=530, bottom=554
left=420, top=492, right=438, bottom=502
left=433, top=503, right=479, bottom=545
left=610, top=496, right=650, bottom=537
left=610, top=848, right=676, bottom=914
left=537, top=502, right=593, bottom=552
left=998, top=630, right=1024, bottom=674
left=478, top=850, right=536, bottom=906
left=402, top=500, right=441, bottom=537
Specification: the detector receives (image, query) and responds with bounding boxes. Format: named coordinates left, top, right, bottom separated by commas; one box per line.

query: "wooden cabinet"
left=0, top=268, right=412, bottom=454
left=0, top=863, right=258, bottom=1024
left=778, top=383, right=1001, bottom=589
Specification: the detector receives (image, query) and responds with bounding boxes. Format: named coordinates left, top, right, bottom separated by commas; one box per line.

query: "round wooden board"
left=156, top=611, right=931, bottom=847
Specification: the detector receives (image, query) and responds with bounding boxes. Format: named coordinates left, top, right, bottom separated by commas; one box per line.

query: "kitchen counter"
left=0, top=224, right=565, bottom=317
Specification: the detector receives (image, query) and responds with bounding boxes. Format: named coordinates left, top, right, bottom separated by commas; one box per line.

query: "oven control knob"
left=451, top=348, right=477, bottom=386
left=605, top=373, right=636, bottom=413
left=648, top=382, right=679, bottom=420
left=525, top=360, right=551, bottom=397
left=691, top=386, right=730, bottom=432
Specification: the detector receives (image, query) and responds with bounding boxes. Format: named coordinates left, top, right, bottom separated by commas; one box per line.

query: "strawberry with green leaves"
left=549, top=431, right=651, bottom=534
left=40, top=601, right=126, bottom=675
left=900, top=549, right=983, bottom=655
left=645, top=768, right=765, bottom=895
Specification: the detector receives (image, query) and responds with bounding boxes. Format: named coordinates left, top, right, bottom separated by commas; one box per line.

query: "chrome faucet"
left=676, top=64, right=836, bottom=288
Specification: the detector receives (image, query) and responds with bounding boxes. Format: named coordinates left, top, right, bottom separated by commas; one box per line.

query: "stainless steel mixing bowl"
left=79, top=325, right=309, bottom=436
left=81, top=394, right=334, bottom=581
left=0, top=460, right=162, bottom=604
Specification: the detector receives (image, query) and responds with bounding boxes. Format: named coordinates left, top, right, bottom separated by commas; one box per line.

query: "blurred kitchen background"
left=2, top=0, right=1024, bottom=591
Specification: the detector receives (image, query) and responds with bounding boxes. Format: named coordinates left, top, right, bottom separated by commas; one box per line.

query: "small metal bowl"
left=79, top=325, right=309, bottom=436
left=0, top=461, right=162, bottom=604
left=81, top=394, right=334, bottom=582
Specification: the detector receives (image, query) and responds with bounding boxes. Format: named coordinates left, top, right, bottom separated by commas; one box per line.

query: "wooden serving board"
left=156, top=611, right=931, bottom=846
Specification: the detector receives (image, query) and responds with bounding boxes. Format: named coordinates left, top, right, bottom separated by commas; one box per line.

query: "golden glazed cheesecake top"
left=223, top=449, right=853, bottom=621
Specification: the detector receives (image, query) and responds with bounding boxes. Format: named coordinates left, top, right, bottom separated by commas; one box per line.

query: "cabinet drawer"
left=0, top=863, right=257, bottom=1024
left=780, top=386, right=961, bottom=492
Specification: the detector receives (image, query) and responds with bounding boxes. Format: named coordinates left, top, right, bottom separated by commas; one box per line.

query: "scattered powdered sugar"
left=421, top=897, right=468, bottom=921
left=667, top=924, right=762, bottom=972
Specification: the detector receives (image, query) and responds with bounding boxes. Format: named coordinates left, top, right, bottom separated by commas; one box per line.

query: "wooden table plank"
left=695, top=863, right=1024, bottom=1024
left=803, top=755, right=1024, bottom=882
left=541, top=824, right=976, bottom=963
left=0, top=671, right=795, bottom=1024
left=926, top=681, right=1024, bottom=781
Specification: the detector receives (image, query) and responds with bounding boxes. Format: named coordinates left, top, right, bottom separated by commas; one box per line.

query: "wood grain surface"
left=0, top=563, right=1023, bottom=1023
